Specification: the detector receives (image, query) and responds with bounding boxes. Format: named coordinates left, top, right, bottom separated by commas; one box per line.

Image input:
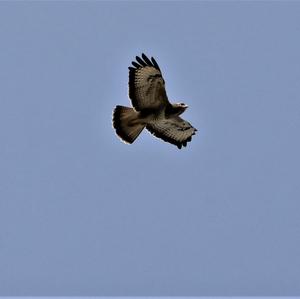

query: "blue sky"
left=0, top=1, right=300, bottom=296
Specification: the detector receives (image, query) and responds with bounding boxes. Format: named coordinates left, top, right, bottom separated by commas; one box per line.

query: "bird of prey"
left=112, top=53, right=197, bottom=149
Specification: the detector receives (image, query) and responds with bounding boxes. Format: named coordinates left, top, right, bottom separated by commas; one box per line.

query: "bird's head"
left=172, top=102, right=188, bottom=115
left=178, top=102, right=188, bottom=108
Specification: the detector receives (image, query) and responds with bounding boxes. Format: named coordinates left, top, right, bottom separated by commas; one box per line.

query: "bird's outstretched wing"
left=146, top=116, right=197, bottom=149
left=128, top=53, right=170, bottom=111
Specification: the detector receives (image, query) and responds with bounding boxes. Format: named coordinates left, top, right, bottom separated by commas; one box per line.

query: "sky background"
left=1, top=1, right=300, bottom=296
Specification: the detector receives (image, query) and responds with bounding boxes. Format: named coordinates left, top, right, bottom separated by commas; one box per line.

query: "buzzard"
left=112, top=53, right=197, bottom=149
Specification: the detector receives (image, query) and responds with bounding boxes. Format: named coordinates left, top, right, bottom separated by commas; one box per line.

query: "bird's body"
left=112, top=54, right=197, bottom=149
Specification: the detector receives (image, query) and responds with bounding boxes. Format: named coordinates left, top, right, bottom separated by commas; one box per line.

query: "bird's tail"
left=112, top=105, right=145, bottom=144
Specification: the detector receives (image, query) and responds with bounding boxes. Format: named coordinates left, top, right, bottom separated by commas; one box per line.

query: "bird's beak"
left=183, top=104, right=189, bottom=108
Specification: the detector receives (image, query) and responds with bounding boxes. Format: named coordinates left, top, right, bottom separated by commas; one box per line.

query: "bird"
left=112, top=53, right=197, bottom=149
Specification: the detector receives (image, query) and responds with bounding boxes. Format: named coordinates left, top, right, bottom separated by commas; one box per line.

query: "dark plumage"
left=112, top=54, right=197, bottom=149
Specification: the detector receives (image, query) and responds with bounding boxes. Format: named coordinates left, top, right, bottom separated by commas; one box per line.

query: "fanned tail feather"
left=112, top=105, right=145, bottom=144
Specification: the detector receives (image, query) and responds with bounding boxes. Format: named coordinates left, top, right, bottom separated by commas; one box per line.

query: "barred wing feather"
left=128, top=54, right=170, bottom=111
left=146, top=116, right=197, bottom=149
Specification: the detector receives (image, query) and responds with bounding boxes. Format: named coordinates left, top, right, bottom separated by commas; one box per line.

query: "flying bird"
left=112, top=53, right=197, bottom=149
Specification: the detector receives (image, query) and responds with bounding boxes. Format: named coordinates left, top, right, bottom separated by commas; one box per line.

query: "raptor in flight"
left=112, top=53, right=197, bottom=149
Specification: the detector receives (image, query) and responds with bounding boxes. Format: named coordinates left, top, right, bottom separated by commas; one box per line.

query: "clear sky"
left=0, top=1, right=300, bottom=296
